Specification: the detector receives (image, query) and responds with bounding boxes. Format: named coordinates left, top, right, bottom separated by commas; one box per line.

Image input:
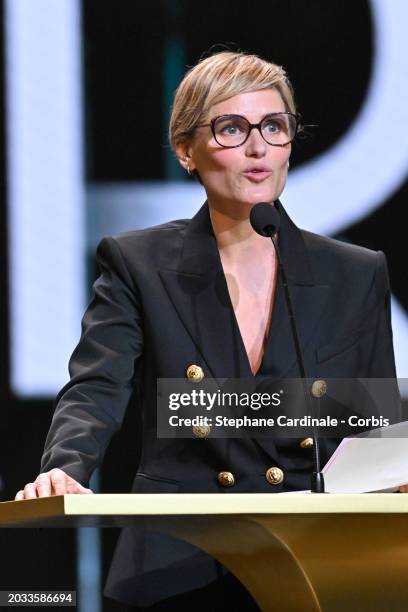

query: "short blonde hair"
left=169, top=51, right=296, bottom=153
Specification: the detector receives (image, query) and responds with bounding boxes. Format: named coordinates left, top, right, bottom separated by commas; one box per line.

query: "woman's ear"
left=174, top=142, right=196, bottom=174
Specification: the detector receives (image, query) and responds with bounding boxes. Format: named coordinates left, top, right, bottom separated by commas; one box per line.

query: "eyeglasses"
left=195, top=112, right=298, bottom=148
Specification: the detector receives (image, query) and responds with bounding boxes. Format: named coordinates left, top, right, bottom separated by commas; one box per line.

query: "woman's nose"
left=244, top=127, right=267, bottom=156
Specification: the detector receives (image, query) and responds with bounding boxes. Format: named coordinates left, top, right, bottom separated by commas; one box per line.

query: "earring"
left=183, top=156, right=192, bottom=175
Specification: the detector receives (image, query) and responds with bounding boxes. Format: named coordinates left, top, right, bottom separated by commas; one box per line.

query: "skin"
left=180, top=88, right=290, bottom=220
left=15, top=468, right=92, bottom=499
left=15, top=88, right=407, bottom=498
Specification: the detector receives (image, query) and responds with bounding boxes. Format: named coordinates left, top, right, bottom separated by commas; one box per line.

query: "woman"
left=15, top=51, right=399, bottom=609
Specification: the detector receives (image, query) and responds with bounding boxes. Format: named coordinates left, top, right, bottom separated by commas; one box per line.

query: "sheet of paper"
left=323, top=420, right=408, bottom=493
left=282, top=421, right=408, bottom=493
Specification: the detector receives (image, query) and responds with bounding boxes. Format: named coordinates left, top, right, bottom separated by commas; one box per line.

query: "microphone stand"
left=267, top=228, right=325, bottom=493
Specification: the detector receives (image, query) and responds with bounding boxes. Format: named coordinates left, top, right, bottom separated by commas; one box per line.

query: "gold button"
left=186, top=364, right=204, bottom=383
left=266, top=467, right=284, bottom=485
left=311, top=379, right=327, bottom=398
left=300, top=437, right=314, bottom=449
left=217, top=471, right=235, bottom=487
left=192, top=424, right=211, bottom=438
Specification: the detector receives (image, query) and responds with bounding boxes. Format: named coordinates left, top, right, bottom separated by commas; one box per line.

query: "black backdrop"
left=84, top=0, right=373, bottom=180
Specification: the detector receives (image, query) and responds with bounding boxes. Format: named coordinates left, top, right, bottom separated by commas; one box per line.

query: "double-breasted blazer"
left=40, top=199, right=397, bottom=606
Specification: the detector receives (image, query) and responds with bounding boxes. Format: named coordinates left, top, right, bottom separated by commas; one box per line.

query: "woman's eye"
left=220, top=123, right=242, bottom=135
left=265, top=121, right=280, bottom=133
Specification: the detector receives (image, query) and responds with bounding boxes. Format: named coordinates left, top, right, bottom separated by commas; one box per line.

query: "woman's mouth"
left=242, top=169, right=272, bottom=182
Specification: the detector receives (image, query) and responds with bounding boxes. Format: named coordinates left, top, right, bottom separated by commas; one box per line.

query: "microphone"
left=250, top=202, right=325, bottom=494
left=249, top=202, right=281, bottom=237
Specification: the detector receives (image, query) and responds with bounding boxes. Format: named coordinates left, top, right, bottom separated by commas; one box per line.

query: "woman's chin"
left=245, top=191, right=276, bottom=205
left=243, top=184, right=279, bottom=203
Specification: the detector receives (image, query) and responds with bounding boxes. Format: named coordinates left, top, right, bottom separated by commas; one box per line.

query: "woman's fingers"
left=65, top=478, right=93, bottom=494
left=49, top=469, right=69, bottom=496
left=15, top=469, right=93, bottom=499
left=35, top=473, right=52, bottom=497
left=23, top=482, right=38, bottom=500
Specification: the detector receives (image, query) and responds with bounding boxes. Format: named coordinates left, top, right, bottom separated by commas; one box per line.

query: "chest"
left=221, top=254, right=278, bottom=374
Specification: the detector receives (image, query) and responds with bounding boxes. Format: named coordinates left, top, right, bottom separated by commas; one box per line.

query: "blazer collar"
left=177, top=199, right=315, bottom=284
left=159, top=200, right=327, bottom=381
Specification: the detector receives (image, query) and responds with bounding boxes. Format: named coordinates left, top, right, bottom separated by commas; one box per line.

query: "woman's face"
left=183, top=88, right=292, bottom=216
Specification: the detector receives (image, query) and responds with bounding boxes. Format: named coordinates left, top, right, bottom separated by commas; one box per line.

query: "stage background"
left=1, top=1, right=407, bottom=610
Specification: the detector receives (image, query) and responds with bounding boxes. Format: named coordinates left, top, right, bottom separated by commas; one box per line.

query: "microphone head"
left=249, top=202, right=281, bottom=237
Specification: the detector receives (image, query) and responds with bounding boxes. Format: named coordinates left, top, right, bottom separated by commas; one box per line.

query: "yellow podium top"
left=1, top=492, right=408, bottom=527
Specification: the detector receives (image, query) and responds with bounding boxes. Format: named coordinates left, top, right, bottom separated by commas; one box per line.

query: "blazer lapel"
left=261, top=201, right=330, bottom=382
left=253, top=201, right=329, bottom=460
left=159, top=202, right=251, bottom=379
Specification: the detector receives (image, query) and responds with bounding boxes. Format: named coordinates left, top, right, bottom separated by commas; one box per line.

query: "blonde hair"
left=169, top=51, right=296, bottom=153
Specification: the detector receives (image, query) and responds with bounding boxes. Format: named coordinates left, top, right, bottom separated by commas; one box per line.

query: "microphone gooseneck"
left=250, top=202, right=325, bottom=494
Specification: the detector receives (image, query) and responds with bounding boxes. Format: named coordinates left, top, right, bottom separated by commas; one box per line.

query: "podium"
left=1, top=493, right=408, bottom=611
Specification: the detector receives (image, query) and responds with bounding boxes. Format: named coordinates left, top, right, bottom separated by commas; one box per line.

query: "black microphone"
left=250, top=202, right=281, bottom=237
left=250, top=202, right=325, bottom=494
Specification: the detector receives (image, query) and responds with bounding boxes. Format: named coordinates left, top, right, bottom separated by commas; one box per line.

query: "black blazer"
left=40, top=200, right=397, bottom=606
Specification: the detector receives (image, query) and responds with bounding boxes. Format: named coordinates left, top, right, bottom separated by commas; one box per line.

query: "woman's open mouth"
left=242, top=169, right=272, bottom=182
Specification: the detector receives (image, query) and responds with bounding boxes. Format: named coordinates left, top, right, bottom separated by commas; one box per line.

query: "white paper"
left=282, top=421, right=408, bottom=493
left=322, top=420, right=408, bottom=493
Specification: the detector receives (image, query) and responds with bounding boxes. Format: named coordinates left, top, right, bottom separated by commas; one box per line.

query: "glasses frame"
left=195, top=112, right=299, bottom=148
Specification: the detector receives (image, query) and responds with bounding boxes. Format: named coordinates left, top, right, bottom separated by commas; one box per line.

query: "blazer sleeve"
left=40, top=236, right=144, bottom=487
left=367, top=251, right=397, bottom=378
left=365, top=251, right=403, bottom=426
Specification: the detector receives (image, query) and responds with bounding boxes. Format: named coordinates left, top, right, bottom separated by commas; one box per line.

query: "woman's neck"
left=208, top=202, right=272, bottom=257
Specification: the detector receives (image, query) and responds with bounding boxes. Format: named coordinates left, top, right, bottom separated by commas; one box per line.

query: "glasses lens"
left=261, top=114, right=296, bottom=145
left=213, top=115, right=249, bottom=146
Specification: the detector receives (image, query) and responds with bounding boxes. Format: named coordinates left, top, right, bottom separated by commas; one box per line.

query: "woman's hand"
left=399, top=485, right=408, bottom=493
left=14, top=468, right=93, bottom=500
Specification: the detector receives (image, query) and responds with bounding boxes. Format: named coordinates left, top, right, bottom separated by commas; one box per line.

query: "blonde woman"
left=16, top=52, right=398, bottom=610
